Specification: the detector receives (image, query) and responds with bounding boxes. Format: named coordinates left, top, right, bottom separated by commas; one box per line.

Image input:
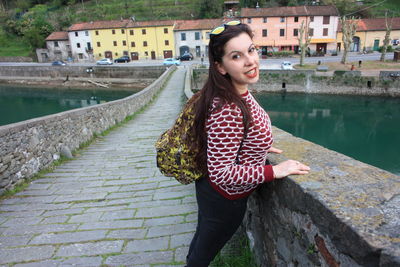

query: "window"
left=112, top=29, right=115, bottom=34
left=165, top=40, right=169, bottom=46
left=78, top=53, right=83, bottom=59
left=99, top=53, right=101, bottom=57
left=97, top=42, right=101, bottom=47
left=123, top=40, right=127, bottom=46
left=131, top=41, right=135, bottom=47
left=310, top=16, right=314, bottom=22
left=280, top=29, right=285, bottom=36
left=181, top=33, right=186, bottom=41
left=85, top=31, right=88, bottom=36
left=262, top=29, right=268, bottom=37
left=206, top=32, right=210, bottom=39
left=195, top=32, right=200, bottom=40
left=121, top=29, right=125, bottom=34
left=294, top=16, right=299, bottom=22
left=280, top=17, right=285, bottom=22
left=323, top=28, right=328, bottom=36
left=77, top=43, right=81, bottom=48
left=144, top=51, right=148, bottom=56
left=293, top=29, right=298, bottom=36
left=142, top=29, right=146, bottom=35
left=164, top=28, right=168, bottom=34
left=263, top=17, right=267, bottom=23
left=87, top=42, right=91, bottom=50
left=115, top=52, right=118, bottom=56
left=54, top=41, right=59, bottom=47
left=95, top=31, right=99, bottom=35
left=309, top=28, right=314, bottom=36
left=113, top=41, right=117, bottom=46
left=323, top=16, right=330, bottom=24
left=130, top=30, right=134, bottom=35
left=75, top=32, right=78, bottom=37
left=143, top=41, right=148, bottom=47
left=247, top=18, right=252, bottom=23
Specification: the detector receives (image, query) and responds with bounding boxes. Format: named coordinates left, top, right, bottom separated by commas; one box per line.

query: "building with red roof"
left=337, top=18, right=400, bottom=52
left=37, top=31, right=71, bottom=62
left=240, top=5, right=339, bottom=57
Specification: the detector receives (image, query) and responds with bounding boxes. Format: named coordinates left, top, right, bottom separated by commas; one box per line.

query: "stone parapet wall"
left=245, top=127, right=400, bottom=266
left=0, top=65, right=166, bottom=79
left=188, top=68, right=400, bottom=266
left=0, top=66, right=176, bottom=193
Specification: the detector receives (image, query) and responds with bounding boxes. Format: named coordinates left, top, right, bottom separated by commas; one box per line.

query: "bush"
left=267, top=51, right=295, bottom=58
left=378, top=45, right=394, bottom=52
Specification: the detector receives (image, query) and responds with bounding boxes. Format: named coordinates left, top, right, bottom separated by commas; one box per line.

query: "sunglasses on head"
left=210, top=20, right=241, bottom=35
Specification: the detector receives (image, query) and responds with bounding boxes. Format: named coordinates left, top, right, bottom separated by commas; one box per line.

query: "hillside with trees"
left=0, top=0, right=398, bottom=57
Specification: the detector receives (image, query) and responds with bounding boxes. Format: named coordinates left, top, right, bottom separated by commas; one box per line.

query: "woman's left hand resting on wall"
left=268, top=147, right=310, bottom=179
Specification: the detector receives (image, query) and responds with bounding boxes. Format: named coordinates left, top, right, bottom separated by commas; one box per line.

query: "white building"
left=68, top=23, right=94, bottom=62
left=174, top=19, right=221, bottom=58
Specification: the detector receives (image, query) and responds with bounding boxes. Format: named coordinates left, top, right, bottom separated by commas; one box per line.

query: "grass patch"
left=211, top=237, right=258, bottom=267
left=0, top=30, right=32, bottom=57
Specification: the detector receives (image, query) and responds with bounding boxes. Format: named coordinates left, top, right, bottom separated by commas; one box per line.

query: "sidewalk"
left=0, top=67, right=197, bottom=266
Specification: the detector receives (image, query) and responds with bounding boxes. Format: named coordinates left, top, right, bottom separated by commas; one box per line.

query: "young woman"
left=186, top=21, right=310, bottom=266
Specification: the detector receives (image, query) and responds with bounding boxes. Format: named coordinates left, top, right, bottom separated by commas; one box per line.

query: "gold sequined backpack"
left=155, top=93, right=204, bottom=184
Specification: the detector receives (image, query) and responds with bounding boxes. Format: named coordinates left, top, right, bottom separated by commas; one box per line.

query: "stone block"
left=56, top=240, right=124, bottom=257
left=0, top=245, right=55, bottom=265
left=125, top=236, right=169, bottom=252
left=104, top=251, right=174, bottom=265
left=29, top=230, right=107, bottom=245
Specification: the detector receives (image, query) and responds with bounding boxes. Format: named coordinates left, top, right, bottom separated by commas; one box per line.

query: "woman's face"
left=216, top=32, right=259, bottom=94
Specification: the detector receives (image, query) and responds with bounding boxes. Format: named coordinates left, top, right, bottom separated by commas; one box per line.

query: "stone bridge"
left=0, top=66, right=399, bottom=266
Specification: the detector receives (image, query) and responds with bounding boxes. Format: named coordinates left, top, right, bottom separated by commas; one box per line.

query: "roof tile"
left=45, top=31, right=69, bottom=41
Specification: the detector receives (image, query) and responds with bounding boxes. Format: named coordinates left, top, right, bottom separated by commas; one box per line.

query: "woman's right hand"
left=272, top=160, right=310, bottom=179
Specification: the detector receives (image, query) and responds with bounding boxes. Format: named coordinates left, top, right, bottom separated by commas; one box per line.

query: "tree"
left=340, top=16, right=358, bottom=64
left=297, top=20, right=311, bottom=66
left=198, top=0, right=223, bottom=19
left=380, top=11, right=393, bottom=62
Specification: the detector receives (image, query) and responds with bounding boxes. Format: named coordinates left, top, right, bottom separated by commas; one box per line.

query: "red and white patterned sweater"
left=206, top=90, right=274, bottom=200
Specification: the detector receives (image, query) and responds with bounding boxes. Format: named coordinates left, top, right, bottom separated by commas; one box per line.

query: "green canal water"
left=254, top=92, right=400, bottom=176
left=0, top=85, right=137, bottom=127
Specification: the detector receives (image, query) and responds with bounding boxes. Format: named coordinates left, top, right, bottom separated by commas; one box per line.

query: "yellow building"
left=337, top=18, right=400, bottom=52
left=125, top=20, right=175, bottom=60
left=90, top=20, right=130, bottom=60
left=69, top=19, right=175, bottom=61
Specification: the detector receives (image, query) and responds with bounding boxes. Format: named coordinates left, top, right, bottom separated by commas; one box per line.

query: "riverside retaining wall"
left=0, top=65, right=176, bottom=193
left=0, top=65, right=166, bottom=79
left=187, top=68, right=400, bottom=266
left=192, top=69, right=400, bottom=96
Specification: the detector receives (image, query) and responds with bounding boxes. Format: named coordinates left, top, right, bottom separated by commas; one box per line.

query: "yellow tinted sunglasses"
left=210, top=20, right=241, bottom=35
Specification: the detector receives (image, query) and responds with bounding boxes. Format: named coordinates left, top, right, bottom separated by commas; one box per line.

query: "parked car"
left=178, top=52, right=193, bottom=61
left=51, top=60, right=67, bottom=66
left=96, top=58, right=113, bottom=65
left=114, top=55, right=131, bottom=63
left=163, top=58, right=180, bottom=66
left=281, top=61, right=294, bottom=70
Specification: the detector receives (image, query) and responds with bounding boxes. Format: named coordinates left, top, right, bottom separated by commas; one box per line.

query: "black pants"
left=186, top=177, right=248, bottom=267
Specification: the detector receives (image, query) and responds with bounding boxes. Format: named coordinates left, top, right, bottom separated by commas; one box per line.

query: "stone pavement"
left=0, top=67, right=197, bottom=266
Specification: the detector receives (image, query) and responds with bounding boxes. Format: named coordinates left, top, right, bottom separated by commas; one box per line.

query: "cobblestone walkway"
left=0, top=67, right=197, bottom=267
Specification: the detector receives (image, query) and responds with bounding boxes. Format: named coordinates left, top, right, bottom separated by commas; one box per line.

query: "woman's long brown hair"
left=194, top=23, right=254, bottom=174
